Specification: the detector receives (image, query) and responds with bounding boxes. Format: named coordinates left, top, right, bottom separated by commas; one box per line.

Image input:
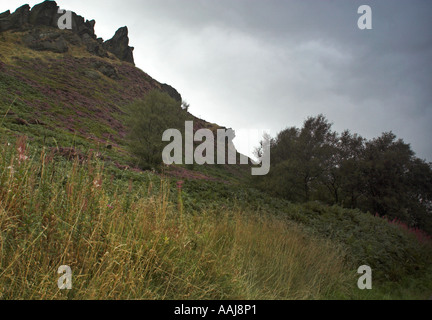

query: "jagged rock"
left=71, top=12, right=96, bottom=38
left=1, top=1, right=136, bottom=64
left=103, top=27, right=135, bottom=65
left=0, top=12, right=11, bottom=32
left=82, top=33, right=108, bottom=58
left=0, top=10, right=10, bottom=19
left=161, top=83, right=182, bottom=102
left=28, top=0, right=58, bottom=27
left=28, top=1, right=97, bottom=43
left=0, top=5, right=30, bottom=31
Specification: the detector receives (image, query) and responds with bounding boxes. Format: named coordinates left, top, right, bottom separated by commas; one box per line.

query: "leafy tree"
left=360, top=132, right=413, bottom=219
left=358, top=132, right=432, bottom=233
left=255, top=115, right=432, bottom=234
left=406, top=158, right=432, bottom=232
left=257, top=115, right=337, bottom=202
left=336, top=130, right=366, bottom=208
left=126, top=90, right=187, bottom=170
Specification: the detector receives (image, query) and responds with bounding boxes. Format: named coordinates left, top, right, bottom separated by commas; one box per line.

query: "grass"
left=1, top=27, right=431, bottom=299
left=0, top=136, right=354, bottom=300
left=1, top=136, right=431, bottom=300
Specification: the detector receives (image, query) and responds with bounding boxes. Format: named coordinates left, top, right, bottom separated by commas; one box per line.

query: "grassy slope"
left=1, top=137, right=431, bottom=299
left=0, top=28, right=250, bottom=183
left=0, top=140, right=350, bottom=299
left=0, top=29, right=431, bottom=299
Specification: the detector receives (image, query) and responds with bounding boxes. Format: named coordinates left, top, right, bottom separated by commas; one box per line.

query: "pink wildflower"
left=177, top=180, right=184, bottom=190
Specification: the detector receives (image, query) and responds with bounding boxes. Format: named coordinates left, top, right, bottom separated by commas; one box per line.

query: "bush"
left=126, top=90, right=187, bottom=170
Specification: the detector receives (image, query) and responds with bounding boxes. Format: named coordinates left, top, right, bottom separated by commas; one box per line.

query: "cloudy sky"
left=2, top=0, right=432, bottom=160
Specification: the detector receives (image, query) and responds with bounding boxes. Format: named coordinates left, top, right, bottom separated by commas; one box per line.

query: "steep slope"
left=0, top=1, right=250, bottom=182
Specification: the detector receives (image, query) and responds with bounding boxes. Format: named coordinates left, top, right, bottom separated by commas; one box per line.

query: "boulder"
left=28, top=0, right=58, bottom=27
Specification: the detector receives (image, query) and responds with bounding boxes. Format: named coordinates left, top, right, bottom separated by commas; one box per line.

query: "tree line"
left=255, top=115, right=432, bottom=234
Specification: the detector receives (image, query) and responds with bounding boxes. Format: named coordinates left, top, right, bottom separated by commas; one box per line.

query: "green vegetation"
left=255, top=115, right=432, bottom=234
left=0, top=138, right=350, bottom=299
left=0, top=28, right=431, bottom=300
left=126, top=90, right=190, bottom=170
left=0, top=136, right=430, bottom=299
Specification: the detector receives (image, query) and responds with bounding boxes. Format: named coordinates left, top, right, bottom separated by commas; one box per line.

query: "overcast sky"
left=2, top=0, right=432, bottom=160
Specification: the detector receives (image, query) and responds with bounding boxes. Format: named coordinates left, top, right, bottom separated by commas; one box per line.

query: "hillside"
left=0, top=1, right=431, bottom=300
left=0, top=1, right=249, bottom=183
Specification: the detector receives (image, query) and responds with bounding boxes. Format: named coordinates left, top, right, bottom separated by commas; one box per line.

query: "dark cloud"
left=2, top=0, right=431, bottom=160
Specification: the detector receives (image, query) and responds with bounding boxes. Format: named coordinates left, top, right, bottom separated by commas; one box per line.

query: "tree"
left=360, top=132, right=413, bottom=219
left=126, top=90, right=187, bottom=170
left=294, top=115, right=337, bottom=201
left=406, top=158, right=432, bottom=232
left=336, top=130, right=366, bottom=208
left=254, top=116, right=432, bottom=234
left=256, top=115, right=337, bottom=202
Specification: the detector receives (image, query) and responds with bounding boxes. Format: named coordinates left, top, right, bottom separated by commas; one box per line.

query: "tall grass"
left=0, top=137, right=350, bottom=299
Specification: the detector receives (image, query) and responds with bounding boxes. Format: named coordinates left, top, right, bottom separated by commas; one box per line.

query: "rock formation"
left=0, top=0, right=135, bottom=65
left=161, top=83, right=182, bottom=103
left=0, top=0, right=184, bottom=102
left=102, top=27, right=134, bottom=65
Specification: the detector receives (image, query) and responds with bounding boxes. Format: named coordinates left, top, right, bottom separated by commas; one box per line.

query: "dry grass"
left=0, top=137, right=350, bottom=300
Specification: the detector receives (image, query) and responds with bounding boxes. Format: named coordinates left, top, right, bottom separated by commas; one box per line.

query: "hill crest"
left=0, top=0, right=135, bottom=65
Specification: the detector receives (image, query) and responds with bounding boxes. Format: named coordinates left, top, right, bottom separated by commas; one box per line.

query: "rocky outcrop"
left=0, top=1, right=185, bottom=100
left=102, top=27, right=134, bottom=65
left=22, top=28, right=69, bottom=53
left=27, top=0, right=58, bottom=26
left=161, top=83, right=182, bottom=102
left=82, top=33, right=108, bottom=58
left=70, top=12, right=96, bottom=38
left=0, top=1, right=134, bottom=64
left=0, top=10, right=10, bottom=19
left=0, top=5, right=30, bottom=31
